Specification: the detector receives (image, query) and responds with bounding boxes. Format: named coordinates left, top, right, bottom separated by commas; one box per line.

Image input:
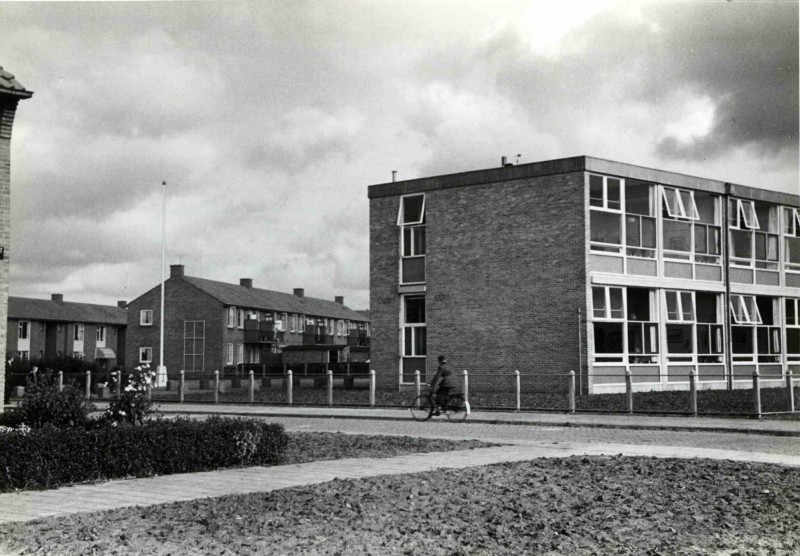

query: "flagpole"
left=158, top=181, right=167, bottom=387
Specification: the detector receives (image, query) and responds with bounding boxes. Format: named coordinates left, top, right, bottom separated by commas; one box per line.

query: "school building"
left=368, top=156, right=800, bottom=394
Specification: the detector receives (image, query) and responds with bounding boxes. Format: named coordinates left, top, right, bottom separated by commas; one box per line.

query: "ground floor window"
left=401, top=295, right=426, bottom=383
left=139, top=347, right=152, bottom=364
left=183, top=320, right=205, bottom=372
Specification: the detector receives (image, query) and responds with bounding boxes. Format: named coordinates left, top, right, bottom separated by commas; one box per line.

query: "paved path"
left=1, top=407, right=799, bottom=525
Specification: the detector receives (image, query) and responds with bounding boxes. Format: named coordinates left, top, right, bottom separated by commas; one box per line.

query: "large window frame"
left=784, top=208, right=800, bottom=272
left=591, top=286, right=660, bottom=365
left=729, top=199, right=779, bottom=270
left=401, top=295, right=427, bottom=384
left=786, top=298, right=800, bottom=363
left=662, top=189, right=721, bottom=265
left=227, top=306, right=236, bottom=328
left=399, top=194, right=426, bottom=284
left=18, top=321, right=29, bottom=340
left=590, top=174, right=623, bottom=254
left=183, top=320, right=205, bottom=372
left=140, top=310, right=153, bottom=326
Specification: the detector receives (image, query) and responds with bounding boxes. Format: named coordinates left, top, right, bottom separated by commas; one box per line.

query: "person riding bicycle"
left=429, top=355, right=458, bottom=414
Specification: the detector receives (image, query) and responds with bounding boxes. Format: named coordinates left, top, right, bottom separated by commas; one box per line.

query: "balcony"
left=243, top=319, right=283, bottom=343
left=302, top=332, right=334, bottom=345
left=347, top=335, right=370, bottom=347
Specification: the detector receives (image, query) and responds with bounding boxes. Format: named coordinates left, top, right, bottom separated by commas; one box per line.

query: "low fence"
left=5, top=368, right=799, bottom=418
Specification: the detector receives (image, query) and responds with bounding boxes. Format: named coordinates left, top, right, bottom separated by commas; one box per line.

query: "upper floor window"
left=18, top=321, right=29, bottom=340
left=140, top=310, right=153, bottom=326
left=397, top=194, right=425, bottom=225
left=591, top=286, right=624, bottom=320
left=786, top=298, right=800, bottom=362
left=290, top=314, right=297, bottom=332
left=237, top=309, right=245, bottom=329
left=399, top=194, right=426, bottom=284
left=729, top=199, right=759, bottom=230
left=96, top=326, right=105, bottom=343
left=590, top=174, right=623, bottom=254
left=590, top=175, right=621, bottom=210
left=730, top=201, right=778, bottom=269
left=784, top=208, right=800, bottom=271
left=337, top=320, right=345, bottom=336
left=662, top=189, right=720, bottom=264
left=662, top=188, right=699, bottom=220
left=729, top=295, right=762, bottom=325
left=74, top=324, right=84, bottom=341
left=625, top=182, right=656, bottom=258
left=281, top=313, right=288, bottom=331
left=227, top=306, right=236, bottom=328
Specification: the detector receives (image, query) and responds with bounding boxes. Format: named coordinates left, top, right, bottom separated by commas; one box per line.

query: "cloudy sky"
left=2, top=0, right=797, bottom=310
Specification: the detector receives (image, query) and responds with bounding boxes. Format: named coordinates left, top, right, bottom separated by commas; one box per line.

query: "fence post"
left=569, top=370, right=576, bottom=414
left=287, top=370, right=293, bottom=405
left=214, top=370, right=219, bottom=404
left=58, top=370, right=63, bottom=393
left=625, top=370, right=633, bottom=414
left=179, top=370, right=185, bottom=404
left=514, top=370, right=521, bottom=411
left=85, top=370, right=91, bottom=400
left=327, top=369, right=334, bottom=407
left=753, top=369, right=761, bottom=419
left=115, top=370, right=122, bottom=398
left=414, top=370, right=421, bottom=407
left=462, top=369, right=469, bottom=405
left=786, top=370, right=795, bottom=413
left=249, top=369, right=255, bottom=404
left=369, top=369, right=376, bottom=407
left=688, top=369, right=698, bottom=416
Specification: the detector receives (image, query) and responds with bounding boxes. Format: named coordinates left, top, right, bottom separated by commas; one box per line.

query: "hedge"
left=0, top=417, right=288, bottom=492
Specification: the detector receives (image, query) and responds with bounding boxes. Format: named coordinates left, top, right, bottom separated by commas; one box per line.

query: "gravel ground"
left=1, top=456, right=798, bottom=555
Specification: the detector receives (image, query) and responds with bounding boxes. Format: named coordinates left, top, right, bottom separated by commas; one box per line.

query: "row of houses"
left=6, top=265, right=370, bottom=374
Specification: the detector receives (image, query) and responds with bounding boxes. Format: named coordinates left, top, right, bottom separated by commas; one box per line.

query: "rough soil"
left=1, top=456, right=798, bottom=555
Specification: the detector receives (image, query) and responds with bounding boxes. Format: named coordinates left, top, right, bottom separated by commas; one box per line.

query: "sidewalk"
left=143, top=402, right=800, bottom=436
left=2, top=439, right=799, bottom=525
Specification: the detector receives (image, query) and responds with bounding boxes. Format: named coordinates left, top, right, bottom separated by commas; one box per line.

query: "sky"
left=1, top=0, right=798, bottom=310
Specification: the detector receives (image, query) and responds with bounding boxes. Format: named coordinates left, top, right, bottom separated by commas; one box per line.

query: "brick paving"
left=1, top=404, right=798, bottom=525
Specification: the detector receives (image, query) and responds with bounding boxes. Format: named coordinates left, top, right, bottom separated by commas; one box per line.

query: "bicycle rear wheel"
left=409, top=394, right=434, bottom=421
left=445, top=395, right=470, bottom=423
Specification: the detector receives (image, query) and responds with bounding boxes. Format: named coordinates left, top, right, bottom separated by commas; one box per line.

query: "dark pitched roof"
left=0, top=67, right=33, bottom=99
left=182, top=276, right=368, bottom=322
left=8, top=297, right=127, bottom=325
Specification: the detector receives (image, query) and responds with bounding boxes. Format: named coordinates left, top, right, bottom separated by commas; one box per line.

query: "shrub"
left=0, top=417, right=288, bottom=492
left=102, top=364, right=156, bottom=426
left=16, top=371, right=94, bottom=429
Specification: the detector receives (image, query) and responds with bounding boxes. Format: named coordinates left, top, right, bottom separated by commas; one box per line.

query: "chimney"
left=335, top=296, right=344, bottom=305
left=170, top=264, right=184, bottom=279
left=51, top=293, right=63, bottom=303
left=293, top=288, right=304, bottom=298
left=240, top=278, right=253, bottom=289
left=117, top=300, right=127, bottom=309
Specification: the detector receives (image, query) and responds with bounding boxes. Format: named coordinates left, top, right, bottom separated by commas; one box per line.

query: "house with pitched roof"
left=124, top=264, right=370, bottom=374
left=7, top=294, right=127, bottom=366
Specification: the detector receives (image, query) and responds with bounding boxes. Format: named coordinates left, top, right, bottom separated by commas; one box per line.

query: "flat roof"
left=368, top=155, right=799, bottom=206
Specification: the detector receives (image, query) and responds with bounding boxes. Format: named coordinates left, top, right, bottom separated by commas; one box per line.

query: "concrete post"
left=115, top=370, right=122, bottom=398
left=58, top=370, right=63, bottom=392
left=625, top=370, right=633, bottom=414
left=514, top=370, right=521, bottom=411
left=369, top=369, right=376, bottom=407
left=462, top=370, right=469, bottom=404
left=85, top=370, right=91, bottom=400
left=214, top=370, right=219, bottom=404
left=786, top=370, right=795, bottom=413
left=753, top=369, right=761, bottom=419
left=414, top=370, right=421, bottom=408
left=568, top=371, right=576, bottom=414
left=249, top=369, right=255, bottom=404
left=287, top=370, right=293, bottom=405
left=689, top=369, right=698, bottom=416
left=179, top=370, right=185, bottom=404
left=327, top=369, right=334, bottom=407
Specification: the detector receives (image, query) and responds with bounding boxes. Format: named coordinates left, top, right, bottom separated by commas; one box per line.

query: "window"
left=19, top=351, right=29, bottom=360
left=139, top=347, right=153, bottom=364
left=18, top=321, right=29, bottom=340
left=786, top=299, right=800, bottom=362
left=397, top=194, right=425, bottom=225
left=73, top=324, right=84, bottom=341
left=184, top=321, right=205, bottom=372
left=625, top=182, right=656, bottom=258
left=729, top=199, right=759, bottom=230
left=590, top=174, right=623, bottom=254
left=695, top=292, right=723, bottom=363
left=140, top=310, right=153, bottom=326
left=237, top=343, right=244, bottom=364
left=729, top=295, right=762, bottom=325
left=226, top=343, right=234, bottom=365
left=281, top=313, right=288, bottom=331
left=237, top=309, right=244, bottom=329
left=401, top=296, right=427, bottom=383
left=730, top=295, right=773, bottom=364
left=663, top=290, right=708, bottom=364
left=755, top=297, right=781, bottom=363
left=227, top=306, right=236, bottom=328
left=592, top=286, right=659, bottom=364
left=337, top=320, right=345, bottom=336
left=729, top=200, right=779, bottom=269
left=300, top=315, right=306, bottom=332
left=626, top=288, right=659, bottom=364
left=290, top=314, right=297, bottom=332
left=591, top=286, right=624, bottom=320
left=665, top=291, right=695, bottom=322
left=96, top=326, right=106, bottom=343
left=662, top=187, right=699, bottom=220
left=784, top=208, right=800, bottom=271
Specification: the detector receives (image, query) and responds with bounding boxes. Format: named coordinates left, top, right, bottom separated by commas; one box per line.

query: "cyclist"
left=430, top=355, right=458, bottom=415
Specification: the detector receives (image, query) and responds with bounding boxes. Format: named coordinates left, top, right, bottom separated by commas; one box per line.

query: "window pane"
left=680, top=292, right=694, bottom=321
left=625, top=216, right=640, bottom=247
left=666, top=325, right=693, bottom=353
left=679, top=190, right=695, bottom=218
left=641, top=217, right=656, bottom=248
left=766, top=235, right=778, bottom=261
left=609, top=288, right=623, bottom=319
left=663, top=189, right=680, bottom=217
left=787, top=329, right=800, bottom=355
left=628, top=323, right=644, bottom=354
left=754, top=202, right=776, bottom=233
left=414, top=327, right=427, bottom=356
left=625, top=184, right=651, bottom=215
left=403, top=227, right=412, bottom=256
left=592, top=287, right=606, bottom=318
left=787, top=237, right=800, bottom=264
left=742, top=201, right=758, bottom=229
left=730, top=230, right=752, bottom=259
left=695, top=292, right=718, bottom=323
left=663, top=219, right=691, bottom=252
left=414, top=227, right=426, bottom=255
left=404, top=328, right=413, bottom=356
left=757, top=328, right=777, bottom=354
left=405, top=297, right=425, bottom=324
left=402, top=195, right=424, bottom=224
left=606, top=178, right=621, bottom=210
left=665, top=291, right=678, bottom=321
left=787, top=299, right=797, bottom=326
left=731, top=326, right=753, bottom=354
left=402, top=257, right=425, bottom=283
left=590, top=211, right=621, bottom=245
left=626, top=288, right=650, bottom=321
left=594, top=323, right=623, bottom=353
left=694, top=192, right=716, bottom=224
left=694, top=225, right=707, bottom=254
left=589, top=175, right=604, bottom=207
left=756, top=297, right=773, bottom=325
left=697, top=325, right=712, bottom=354
left=708, top=227, right=720, bottom=255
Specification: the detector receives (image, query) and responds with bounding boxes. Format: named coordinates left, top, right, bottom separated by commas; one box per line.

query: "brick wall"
left=126, top=278, right=224, bottom=374
left=370, top=171, right=588, bottom=392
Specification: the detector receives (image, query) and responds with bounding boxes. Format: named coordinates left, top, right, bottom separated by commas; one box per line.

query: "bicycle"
left=408, top=390, right=471, bottom=422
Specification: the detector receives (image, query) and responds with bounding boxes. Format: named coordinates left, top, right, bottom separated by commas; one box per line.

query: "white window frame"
left=662, top=187, right=700, bottom=221
left=591, top=286, right=625, bottom=320
left=237, top=343, right=244, bottom=364
left=402, top=295, right=426, bottom=357
left=96, top=325, right=105, bottom=343
left=140, top=310, right=153, bottom=326
left=237, top=309, right=244, bottom=329
left=227, top=306, right=236, bottom=328
left=397, top=193, right=426, bottom=225
left=786, top=298, right=800, bottom=362
left=729, top=199, right=760, bottom=230
left=74, top=323, right=84, bottom=341
left=786, top=208, right=800, bottom=236
left=589, top=174, right=623, bottom=211
left=18, top=321, right=29, bottom=340
left=226, top=343, right=234, bottom=365
left=281, top=313, right=288, bottom=331
left=664, top=290, right=696, bottom=323
left=337, top=320, right=345, bottom=336
left=139, top=347, right=153, bottom=364
left=184, top=320, right=205, bottom=372
left=729, top=295, right=763, bottom=325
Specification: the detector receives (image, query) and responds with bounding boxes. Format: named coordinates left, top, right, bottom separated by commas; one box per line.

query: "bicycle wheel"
left=409, top=394, right=434, bottom=421
left=445, top=394, right=470, bottom=423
